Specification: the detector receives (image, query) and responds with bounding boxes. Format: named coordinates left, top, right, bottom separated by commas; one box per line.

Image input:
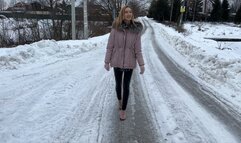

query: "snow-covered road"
left=0, top=18, right=241, bottom=143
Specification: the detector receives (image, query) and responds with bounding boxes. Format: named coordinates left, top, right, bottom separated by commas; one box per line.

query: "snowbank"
left=147, top=18, right=241, bottom=110
left=0, top=35, right=108, bottom=70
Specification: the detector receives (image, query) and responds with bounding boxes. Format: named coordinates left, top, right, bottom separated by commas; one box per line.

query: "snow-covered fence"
left=204, top=37, right=241, bottom=50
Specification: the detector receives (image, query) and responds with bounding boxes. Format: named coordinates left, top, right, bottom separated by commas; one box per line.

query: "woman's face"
left=123, top=7, right=133, bottom=21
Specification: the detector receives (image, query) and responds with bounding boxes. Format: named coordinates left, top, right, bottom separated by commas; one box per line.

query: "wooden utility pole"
left=179, top=0, right=186, bottom=26
left=83, top=0, right=88, bottom=39
left=71, top=0, right=76, bottom=40
left=192, top=0, right=197, bottom=21
left=113, top=0, right=116, bottom=20
left=203, top=0, right=208, bottom=21
left=170, top=0, right=174, bottom=22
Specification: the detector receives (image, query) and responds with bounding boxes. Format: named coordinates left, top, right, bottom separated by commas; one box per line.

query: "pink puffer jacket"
left=104, top=21, right=144, bottom=69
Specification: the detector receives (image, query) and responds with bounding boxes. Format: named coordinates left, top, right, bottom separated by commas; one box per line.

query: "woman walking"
left=104, top=5, right=145, bottom=121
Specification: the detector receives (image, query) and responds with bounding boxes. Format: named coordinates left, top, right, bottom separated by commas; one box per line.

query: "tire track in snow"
left=146, top=38, right=216, bottom=143
left=0, top=55, right=94, bottom=143
left=0, top=58, right=74, bottom=103
left=0, top=48, right=107, bottom=143
left=130, top=72, right=163, bottom=143
left=52, top=68, right=115, bottom=143
left=0, top=70, right=72, bottom=129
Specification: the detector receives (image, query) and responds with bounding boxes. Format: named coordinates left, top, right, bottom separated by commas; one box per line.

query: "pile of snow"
left=0, top=36, right=108, bottom=70
left=147, top=18, right=241, bottom=110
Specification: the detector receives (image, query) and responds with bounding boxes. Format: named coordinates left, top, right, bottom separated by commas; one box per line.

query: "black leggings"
left=114, top=67, right=133, bottom=110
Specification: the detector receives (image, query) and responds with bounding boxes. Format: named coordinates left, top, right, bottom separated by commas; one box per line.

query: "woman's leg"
left=122, top=69, right=133, bottom=110
left=113, top=68, right=123, bottom=101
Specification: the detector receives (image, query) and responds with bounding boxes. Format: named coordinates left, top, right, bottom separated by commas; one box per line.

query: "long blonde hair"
left=113, top=5, right=135, bottom=29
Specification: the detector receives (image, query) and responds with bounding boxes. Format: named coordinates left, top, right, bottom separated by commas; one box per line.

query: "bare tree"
left=233, top=0, right=241, bottom=12
left=202, top=0, right=215, bottom=20
left=29, top=19, right=41, bottom=41
left=127, top=0, right=149, bottom=17
left=0, top=0, right=6, bottom=10
left=91, top=0, right=148, bottom=21
left=0, top=18, right=6, bottom=47
left=91, top=0, right=128, bottom=20
left=13, top=18, right=25, bottom=45
left=38, top=0, right=71, bottom=40
left=10, top=0, right=17, bottom=7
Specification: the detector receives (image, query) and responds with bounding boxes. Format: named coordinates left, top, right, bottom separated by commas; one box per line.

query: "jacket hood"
left=112, top=21, right=143, bottom=34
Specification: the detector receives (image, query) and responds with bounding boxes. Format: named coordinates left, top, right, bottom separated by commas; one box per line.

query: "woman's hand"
left=104, top=63, right=110, bottom=71
left=140, top=65, right=145, bottom=74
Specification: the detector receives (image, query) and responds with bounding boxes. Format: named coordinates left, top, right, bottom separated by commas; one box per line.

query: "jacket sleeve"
left=104, top=29, right=115, bottom=64
left=134, top=33, right=144, bottom=66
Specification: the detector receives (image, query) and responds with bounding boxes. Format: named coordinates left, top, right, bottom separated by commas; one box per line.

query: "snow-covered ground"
left=149, top=19, right=241, bottom=112
left=0, top=17, right=241, bottom=143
